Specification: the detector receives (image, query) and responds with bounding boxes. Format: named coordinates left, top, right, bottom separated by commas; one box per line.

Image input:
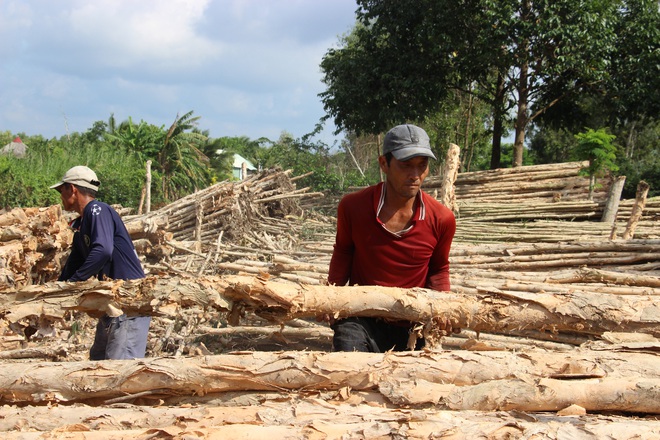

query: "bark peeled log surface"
left=218, top=276, right=660, bottom=337
left=623, top=180, right=650, bottom=240
left=2, top=399, right=659, bottom=439
left=2, top=275, right=658, bottom=338
left=601, top=175, right=626, bottom=223
left=438, top=143, right=460, bottom=213
left=1, top=350, right=659, bottom=412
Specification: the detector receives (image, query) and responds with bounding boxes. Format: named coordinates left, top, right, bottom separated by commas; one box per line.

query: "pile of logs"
left=1, top=161, right=659, bottom=438
left=0, top=205, right=72, bottom=287
left=425, top=160, right=610, bottom=203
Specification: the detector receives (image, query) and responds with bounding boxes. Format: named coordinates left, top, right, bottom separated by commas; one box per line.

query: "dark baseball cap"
left=382, top=124, right=437, bottom=161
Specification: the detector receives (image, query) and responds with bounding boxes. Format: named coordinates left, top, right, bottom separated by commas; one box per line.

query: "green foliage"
left=0, top=128, right=153, bottom=209
left=159, top=111, right=211, bottom=200
left=573, top=128, right=619, bottom=177
left=105, top=116, right=163, bottom=161
left=617, top=119, right=660, bottom=198
left=0, top=155, right=61, bottom=208
left=260, top=131, right=370, bottom=195
left=321, top=0, right=646, bottom=168
left=498, top=143, right=535, bottom=168
left=528, top=128, right=577, bottom=164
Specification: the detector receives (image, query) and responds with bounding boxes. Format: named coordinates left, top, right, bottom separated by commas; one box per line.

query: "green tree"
left=104, top=116, right=163, bottom=162
left=321, top=0, right=621, bottom=168
left=573, top=128, right=619, bottom=199
left=159, top=111, right=211, bottom=200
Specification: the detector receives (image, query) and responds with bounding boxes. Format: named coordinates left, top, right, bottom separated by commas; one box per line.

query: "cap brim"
left=391, top=147, right=437, bottom=161
left=49, top=181, right=65, bottom=190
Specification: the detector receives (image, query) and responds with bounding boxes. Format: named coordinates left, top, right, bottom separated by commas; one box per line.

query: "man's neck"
left=75, top=196, right=95, bottom=216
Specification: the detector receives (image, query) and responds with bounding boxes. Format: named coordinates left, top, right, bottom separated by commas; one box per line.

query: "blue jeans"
left=90, top=315, right=151, bottom=360
left=331, top=317, right=424, bottom=352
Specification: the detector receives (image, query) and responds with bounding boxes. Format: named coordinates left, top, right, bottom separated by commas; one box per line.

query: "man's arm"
left=327, top=198, right=354, bottom=286
left=426, top=208, right=456, bottom=291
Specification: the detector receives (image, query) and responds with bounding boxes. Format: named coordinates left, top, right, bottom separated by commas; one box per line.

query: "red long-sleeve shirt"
left=328, top=182, right=456, bottom=291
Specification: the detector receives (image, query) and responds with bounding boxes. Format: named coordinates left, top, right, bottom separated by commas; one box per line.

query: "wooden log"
left=0, top=350, right=659, bottom=413
left=3, top=274, right=657, bottom=338
left=0, top=345, right=68, bottom=360
left=601, top=175, right=626, bottom=223
left=0, top=276, right=231, bottom=324
left=2, top=399, right=659, bottom=439
left=439, top=143, right=460, bottom=213
left=623, top=180, right=650, bottom=239
left=217, top=276, right=660, bottom=337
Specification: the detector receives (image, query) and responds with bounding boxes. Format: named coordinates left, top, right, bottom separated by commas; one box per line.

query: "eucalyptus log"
left=2, top=400, right=658, bottom=439
left=1, top=349, right=659, bottom=407
left=439, top=143, right=460, bottom=213
left=0, top=276, right=230, bottom=324
left=601, top=175, right=626, bottom=223
left=219, top=276, right=659, bottom=337
left=623, top=180, right=650, bottom=239
left=5, top=275, right=655, bottom=337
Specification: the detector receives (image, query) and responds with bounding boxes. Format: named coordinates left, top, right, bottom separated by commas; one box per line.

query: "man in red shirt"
left=328, top=124, right=456, bottom=352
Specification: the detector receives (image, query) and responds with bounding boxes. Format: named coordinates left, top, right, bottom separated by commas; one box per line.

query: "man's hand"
left=315, top=313, right=336, bottom=325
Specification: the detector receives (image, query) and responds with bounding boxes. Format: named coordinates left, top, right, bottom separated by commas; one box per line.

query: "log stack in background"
left=0, top=205, right=72, bottom=288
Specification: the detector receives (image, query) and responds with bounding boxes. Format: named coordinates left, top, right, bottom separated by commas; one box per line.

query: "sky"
left=0, top=0, right=359, bottom=146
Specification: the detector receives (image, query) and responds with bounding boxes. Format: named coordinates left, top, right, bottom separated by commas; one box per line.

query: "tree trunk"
left=490, top=71, right=506, bottom=170
left=513, top=1, right=531, bottom=167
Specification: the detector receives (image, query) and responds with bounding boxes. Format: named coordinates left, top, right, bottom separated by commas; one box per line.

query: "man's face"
left=58, top=183, right=76, bottom=212
left=380, top=155, right=430, bottom=199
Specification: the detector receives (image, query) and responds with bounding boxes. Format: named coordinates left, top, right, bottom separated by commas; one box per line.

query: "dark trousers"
left=331, top=317, right=424, bottom=352
left=90, top=315, right=151, bottom=360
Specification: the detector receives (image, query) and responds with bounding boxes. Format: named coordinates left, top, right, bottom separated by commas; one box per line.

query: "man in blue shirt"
left=51, top=166, right=151, bottom=360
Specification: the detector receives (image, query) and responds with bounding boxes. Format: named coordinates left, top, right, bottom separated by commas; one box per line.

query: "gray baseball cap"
left=50, top=166, right=100, bottom=191
left=383, top=124, right=437, bottom=161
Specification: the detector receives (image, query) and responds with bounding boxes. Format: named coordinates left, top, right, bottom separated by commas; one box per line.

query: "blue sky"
left=0, top=0, right=358, bottom=146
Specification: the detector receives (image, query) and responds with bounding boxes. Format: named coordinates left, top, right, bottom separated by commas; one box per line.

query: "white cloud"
left=0, top=0, right=358, bottom=143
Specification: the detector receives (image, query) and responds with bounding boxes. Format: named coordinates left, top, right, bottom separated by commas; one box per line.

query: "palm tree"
left=159, top=111, right=211, bottom=200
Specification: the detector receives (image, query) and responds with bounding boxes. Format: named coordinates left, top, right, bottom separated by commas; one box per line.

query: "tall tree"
left=159, top=111, right=210, bottom=200
left=321, top=0, right=622, bottom=167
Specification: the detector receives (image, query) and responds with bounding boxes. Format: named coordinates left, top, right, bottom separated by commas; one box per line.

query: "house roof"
left=1, top=136, right=27, bottom=158
left=232, top=153, right=256, bottom=170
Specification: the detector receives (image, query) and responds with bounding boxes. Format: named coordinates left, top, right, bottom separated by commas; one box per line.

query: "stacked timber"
left=423, top=161, right=613, bottom=221
left=125, top=169, right=322, bottom=248
left=0, top=275, right=659, bottom=427
left=425, top=161, right=609, bottom=203
left=1, top=163, right=660, bottom=438
left=0, top=205, right=72, bottom=288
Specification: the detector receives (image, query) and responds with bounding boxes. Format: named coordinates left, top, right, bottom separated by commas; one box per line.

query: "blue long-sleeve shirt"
left=59, top=201, right=144, bottom=282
